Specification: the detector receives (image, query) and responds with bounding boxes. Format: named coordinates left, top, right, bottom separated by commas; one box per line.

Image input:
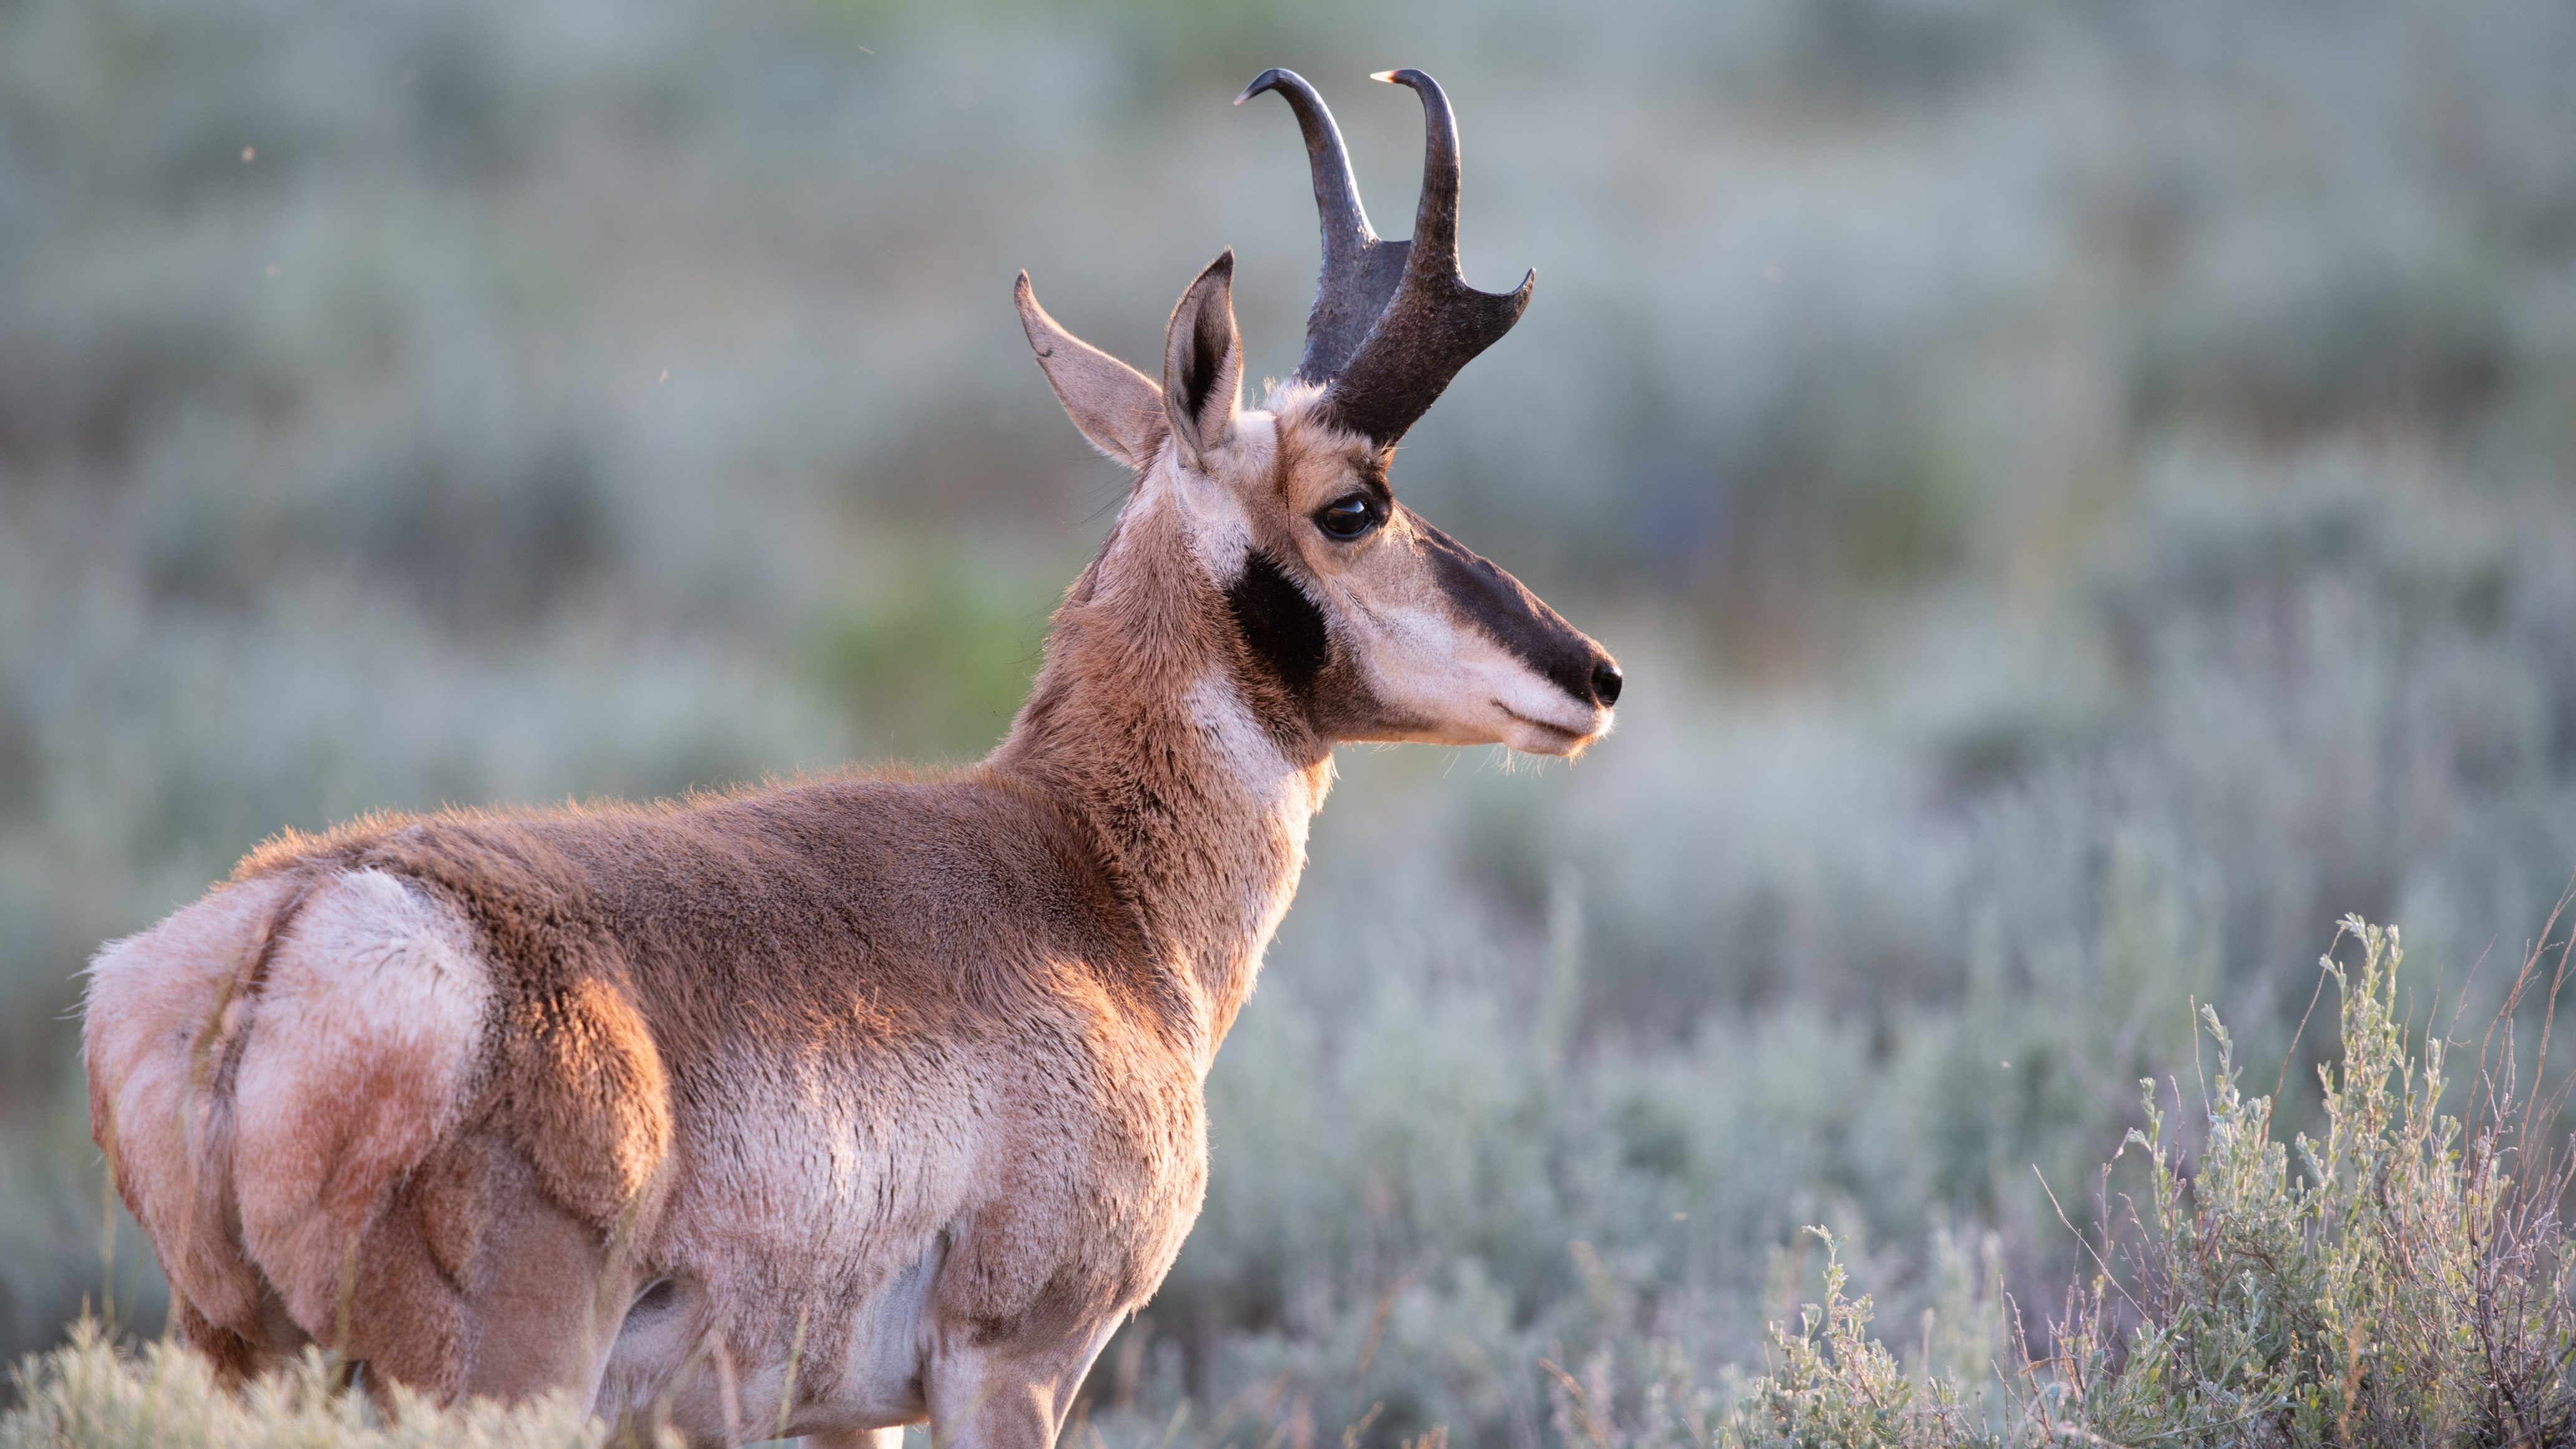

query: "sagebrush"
left=1723, top=916, right=2576, bottom=1449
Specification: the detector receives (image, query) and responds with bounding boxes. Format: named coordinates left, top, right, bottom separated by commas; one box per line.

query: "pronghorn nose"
left=1589, top=658, right=1623, bottom=708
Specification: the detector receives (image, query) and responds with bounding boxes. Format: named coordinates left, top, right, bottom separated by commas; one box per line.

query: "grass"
left=0, top=1324, right=607, bottom=1449
left=13, top=917, right=2575, bottom=1448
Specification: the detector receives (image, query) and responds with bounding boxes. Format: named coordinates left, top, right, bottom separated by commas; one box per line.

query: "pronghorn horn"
left=1322, top=70, right=1535, bottom=447
left=1315, top=69, right=1535, bottom=447
left=1235, top=67, right=1412, bottom=386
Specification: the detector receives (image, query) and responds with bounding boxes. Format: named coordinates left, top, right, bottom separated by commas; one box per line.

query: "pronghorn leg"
left=349, top=1131, right=642, bottom=1405
left=172, top=1287, right=309, bottom=1387
left=924, top=1320, right=1120, bottom=1449
left=454, top=1159, right=637, bottom=1402
left=926, top=1356, right=1056, bottom=1449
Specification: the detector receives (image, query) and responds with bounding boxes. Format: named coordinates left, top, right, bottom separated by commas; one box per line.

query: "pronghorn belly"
left=824, top=1243, right=946, bottom=1428
left=595, top=1232, right=945, bottom=1442
left=607, top=1022, right=1203, bottom=1443
left=597, top=1046, right=983, bottom=1440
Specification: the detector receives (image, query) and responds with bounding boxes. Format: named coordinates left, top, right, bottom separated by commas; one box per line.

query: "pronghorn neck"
left=988, top=471, right=1334, bottom=1065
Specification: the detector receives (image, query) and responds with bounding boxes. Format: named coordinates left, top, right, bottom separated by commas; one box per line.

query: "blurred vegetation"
left=804, top=546, right=1071, bottom=763
left=3, top=0, right=2576, bottom=1442
left=1724, top=920, right=2576, bottom=1448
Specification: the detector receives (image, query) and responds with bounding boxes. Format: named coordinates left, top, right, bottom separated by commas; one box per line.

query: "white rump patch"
left=84, top=873, right=305, bottom=1327
left=230, top=869, right=494, bottom=1330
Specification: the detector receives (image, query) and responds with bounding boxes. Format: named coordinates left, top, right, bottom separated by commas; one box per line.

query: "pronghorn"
left=82, top=67, right=1619, bottom=1447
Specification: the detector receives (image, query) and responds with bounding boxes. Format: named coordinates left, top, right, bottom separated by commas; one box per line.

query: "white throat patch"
left=1182, top=670, right=1317, bottom=967
left=1183, top=672, right=1302, bottom=821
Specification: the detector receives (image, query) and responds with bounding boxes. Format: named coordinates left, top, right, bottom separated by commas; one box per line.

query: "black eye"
left=1315, top=494, right=1378, bottom=540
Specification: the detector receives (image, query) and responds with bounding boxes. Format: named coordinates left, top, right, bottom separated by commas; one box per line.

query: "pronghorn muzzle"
left=1411, top=510, right=1623, bottom=713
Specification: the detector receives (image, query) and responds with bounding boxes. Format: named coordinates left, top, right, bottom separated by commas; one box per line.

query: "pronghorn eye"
left=1315, top=494, right=1378, bottom=540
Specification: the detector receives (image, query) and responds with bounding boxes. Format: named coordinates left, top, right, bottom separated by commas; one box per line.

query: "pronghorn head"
left=1015, top=67, right=1620, bottom=758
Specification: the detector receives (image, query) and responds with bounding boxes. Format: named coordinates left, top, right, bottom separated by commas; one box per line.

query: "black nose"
left=1589, top=658, right=1623, bottom=708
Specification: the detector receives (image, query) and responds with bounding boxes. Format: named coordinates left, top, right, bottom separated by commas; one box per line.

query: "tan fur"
left=86, top=239, right=1613, bottom=1448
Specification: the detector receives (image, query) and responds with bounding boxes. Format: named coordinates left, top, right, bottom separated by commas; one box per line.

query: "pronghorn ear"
left=1161, top=251, right=1243, bottom=471
left=1016, top=273, right=1169, bottom=469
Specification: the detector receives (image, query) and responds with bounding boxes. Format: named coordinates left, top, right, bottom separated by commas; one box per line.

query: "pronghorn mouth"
left=1493, top=701, right=1594, bottom=751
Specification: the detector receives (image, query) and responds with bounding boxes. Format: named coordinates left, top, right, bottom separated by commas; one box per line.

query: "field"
left=5, top=0, right=2576, bottom=1443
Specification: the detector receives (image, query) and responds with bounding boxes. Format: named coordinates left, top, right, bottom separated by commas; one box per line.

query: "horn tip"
left=1368, top=69, right=1398, bottom=83
left=1235, top=67, right=1291, bottom=105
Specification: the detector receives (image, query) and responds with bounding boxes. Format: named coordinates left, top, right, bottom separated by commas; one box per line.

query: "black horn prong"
left=1318, top=69, right=1534, bottom=447
left=1378, top=69, right=1461, bottom=275
left=1238, top=68, right=1372, bottom=251
left=1241, top=67, right=1412, bottom=385
left=1244, top=67, right=1531, bottom=443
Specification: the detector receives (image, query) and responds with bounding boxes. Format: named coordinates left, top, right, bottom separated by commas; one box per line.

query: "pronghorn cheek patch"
left=1224, top=550, right=1329, bottom=698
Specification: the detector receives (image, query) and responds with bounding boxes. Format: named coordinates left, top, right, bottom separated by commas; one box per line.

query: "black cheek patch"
left=1224, top=550, right=1330, bottom=699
